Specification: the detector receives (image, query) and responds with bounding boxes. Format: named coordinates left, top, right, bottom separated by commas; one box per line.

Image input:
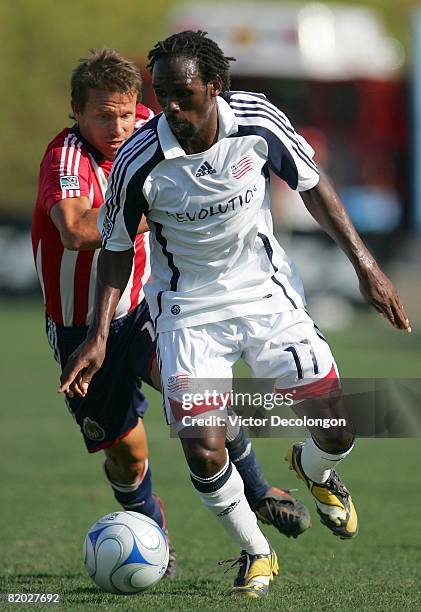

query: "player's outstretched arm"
left=300, top=174, right=411, bottom=333
left=59, top=248, right=134, bottom=397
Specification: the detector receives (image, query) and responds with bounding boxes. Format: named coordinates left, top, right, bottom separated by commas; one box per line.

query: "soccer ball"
left=83, top=511, right=169, bottom=594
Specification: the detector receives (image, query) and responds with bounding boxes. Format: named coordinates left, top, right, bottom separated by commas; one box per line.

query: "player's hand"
left=58, top=337, right=107, bottom=398
left=358, top=265, right=411, bottom=332
left=136, top=214, right=149, bottom=234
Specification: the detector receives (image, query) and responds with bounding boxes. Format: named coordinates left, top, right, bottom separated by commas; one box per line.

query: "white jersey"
left=100, top=91, right=320, bottom=332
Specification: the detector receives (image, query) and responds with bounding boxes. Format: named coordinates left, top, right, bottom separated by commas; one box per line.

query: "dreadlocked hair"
left=147, top=30, right=235, bottom=92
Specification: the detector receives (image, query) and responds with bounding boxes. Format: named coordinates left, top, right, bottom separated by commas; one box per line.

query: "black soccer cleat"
left=152, top=493, right=179, bottom=579
left=252, top=486, right=312, bottom=539
left=164, top=541, right=178, bottom=580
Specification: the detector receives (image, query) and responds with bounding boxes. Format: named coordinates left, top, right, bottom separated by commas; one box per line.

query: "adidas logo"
left=195, top=161, right=217, bottom=177
left=217, top=500, right=240, bottom=517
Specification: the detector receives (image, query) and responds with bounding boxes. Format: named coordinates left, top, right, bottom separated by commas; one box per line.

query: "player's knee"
left=105, top=454, right=147, bottom=485
left=185, top=444, right=226, bottom=479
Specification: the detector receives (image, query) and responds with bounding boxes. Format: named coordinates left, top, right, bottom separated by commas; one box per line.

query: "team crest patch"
left=231, top=156, right=253, bottom=179
left=60, top=175, right=80, bottom=189
left=82, top=417, right=105, bottom=441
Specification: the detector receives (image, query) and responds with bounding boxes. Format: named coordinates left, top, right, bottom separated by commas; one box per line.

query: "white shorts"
left=157, top=308, right=338, bottom=427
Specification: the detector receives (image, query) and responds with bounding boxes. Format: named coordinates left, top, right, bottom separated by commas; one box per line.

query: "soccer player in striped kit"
left=32, top=48, right=312, bottom=580
left=31, top=48, right=180, bottom=573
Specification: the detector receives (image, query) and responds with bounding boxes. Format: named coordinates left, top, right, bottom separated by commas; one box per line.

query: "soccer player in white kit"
left=60, top=31, right=411, bottom=598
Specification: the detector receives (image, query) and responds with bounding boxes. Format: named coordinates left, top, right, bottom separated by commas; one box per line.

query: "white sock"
left=190, top=452, right=270, bottom=556
left=301, top=436, right=354, bottom=484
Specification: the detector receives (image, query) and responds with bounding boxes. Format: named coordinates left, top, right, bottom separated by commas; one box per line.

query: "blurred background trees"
left=0, top=0, right=417, bottom=216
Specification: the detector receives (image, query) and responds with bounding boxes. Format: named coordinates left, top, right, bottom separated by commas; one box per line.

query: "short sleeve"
left=39, top=139, right=92, bottom=214
left=230, top=92, right=320, bottom=192
left=268, top=110, right=320, bottom=192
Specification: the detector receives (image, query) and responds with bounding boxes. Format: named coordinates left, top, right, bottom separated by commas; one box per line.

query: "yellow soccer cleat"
left=220, top=547, right=279, bottom=599
left=285, top=443, right=358, bottom=539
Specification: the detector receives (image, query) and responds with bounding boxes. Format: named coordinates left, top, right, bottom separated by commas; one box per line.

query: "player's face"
left=72, top=89, right=137, bottom=161
left=152, top=57, right=220, bottom=147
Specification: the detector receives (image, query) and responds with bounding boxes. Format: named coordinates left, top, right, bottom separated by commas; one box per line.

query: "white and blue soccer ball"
left=83, top=511, right=169, bottom=594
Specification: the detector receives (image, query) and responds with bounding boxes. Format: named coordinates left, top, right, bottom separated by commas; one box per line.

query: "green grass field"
left=1, top=299, right=420, bottom=611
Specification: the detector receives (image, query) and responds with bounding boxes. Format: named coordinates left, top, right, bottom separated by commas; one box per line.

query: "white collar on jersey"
left=157, top=95, right=238, bottom=159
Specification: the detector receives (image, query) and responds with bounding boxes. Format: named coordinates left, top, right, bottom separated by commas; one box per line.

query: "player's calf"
left=104, top=459, right=179, bottom=578
left=181, top=431, right=228, bottom=478
left=226, top=422, right=311, bottom=538
left=182, top=432, right=272, bottom=556
left=310, top=421, right=355, bottom=456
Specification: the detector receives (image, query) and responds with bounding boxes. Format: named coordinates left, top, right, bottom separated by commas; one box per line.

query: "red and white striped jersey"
left=32, top=103, right=154, bottom=326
